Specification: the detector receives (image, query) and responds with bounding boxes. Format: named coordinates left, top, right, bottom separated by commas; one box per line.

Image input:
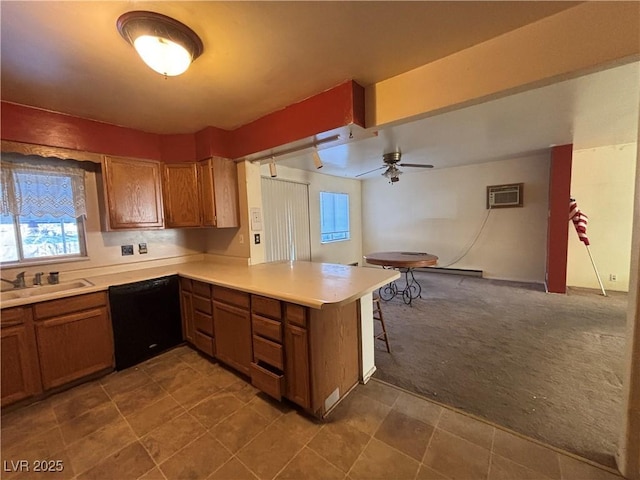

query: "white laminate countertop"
left=0, top=261, right=400, bottom=310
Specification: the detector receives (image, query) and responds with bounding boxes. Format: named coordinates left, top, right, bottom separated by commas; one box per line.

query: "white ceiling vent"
left=486, top=183, right=523, bottom=209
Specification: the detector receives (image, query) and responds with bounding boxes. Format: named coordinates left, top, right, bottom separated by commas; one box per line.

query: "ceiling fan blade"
left=398, top=163, right=434, bottom=168
left=355, top=166, right=386, bottom=177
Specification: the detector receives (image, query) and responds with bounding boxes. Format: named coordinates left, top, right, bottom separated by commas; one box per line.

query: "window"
left=320, top=191, right=350, bottom=243
left=1, top=159, right=88, bottom=264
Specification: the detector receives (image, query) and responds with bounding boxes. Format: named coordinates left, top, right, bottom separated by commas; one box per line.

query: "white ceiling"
left=1, top=1, right=638, bottom=180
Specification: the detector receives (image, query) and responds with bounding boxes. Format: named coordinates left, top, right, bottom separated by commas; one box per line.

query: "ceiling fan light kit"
left=356, top=151, right=434, bottom=183
left=117, top=11, right=203, bottom=76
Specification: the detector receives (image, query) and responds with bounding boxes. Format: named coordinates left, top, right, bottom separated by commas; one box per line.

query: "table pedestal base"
left=378, top=267, right=422, bottom=305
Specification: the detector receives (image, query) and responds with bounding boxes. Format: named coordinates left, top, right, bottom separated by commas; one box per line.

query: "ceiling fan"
left=355, top=151, right=433, bottom=183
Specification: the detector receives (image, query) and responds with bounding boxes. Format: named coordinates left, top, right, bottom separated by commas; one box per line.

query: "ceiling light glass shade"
left=382, top=165, right=402, bottom=183
left=117, top=11, right=203, bottom=77
left=133, top=35, right=192, bottom=76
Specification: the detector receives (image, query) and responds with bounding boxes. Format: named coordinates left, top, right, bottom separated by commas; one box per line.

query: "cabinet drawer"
left=285, top=303, right=307, bottom=328
left=193, top=310, right=213, bottom=336
left=251, top=295, right=282, bottom=320
left=192, top=281, right=211, bottom=298
left=213, top=286, right=250, bottom=309
left=250, top=362, right=283, bottom=401
left=193, top=330, right=215, bottom=357
left=1, top=307, right=28, bottom=326
left=252, top=315, right=282, bottom=343
left=253, top=335, right=283, bottom=370
left=34, top=292, right=107, bottom=320
left=192, top=295, right=212, bottom=314
left=180, top=277, right=192, bottom=292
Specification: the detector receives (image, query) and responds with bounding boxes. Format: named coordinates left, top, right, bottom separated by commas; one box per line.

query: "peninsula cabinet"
left=250, top=294, right=359, bottom=418
left=180, top=278, right=215, bottom=356
left=1, top=307, right=42, bottom=407
left=99, top=156, right=164, bottom=230
left=212, top=286, right=252, bottom=375
left=33, top=292, right=114, bottom=390
left=179, top=278, right=196, bottom=344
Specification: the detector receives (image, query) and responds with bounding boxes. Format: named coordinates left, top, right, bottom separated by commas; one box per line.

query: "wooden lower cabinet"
left=213, top=301, right=252, bottom=376
left=34, top=293, right=114, bottom=390
left=179, top=278, right=195, bottom=343
left=284, top=323, right=310, bottom=409
left=1, top=308, right=42, bottom=407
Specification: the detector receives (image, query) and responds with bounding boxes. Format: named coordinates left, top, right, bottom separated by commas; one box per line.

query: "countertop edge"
left=1, top=263, right=400, bottom=310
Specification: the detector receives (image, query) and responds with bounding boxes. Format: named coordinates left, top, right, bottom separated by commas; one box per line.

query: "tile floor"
left=0, top=345, right=623, bottom=480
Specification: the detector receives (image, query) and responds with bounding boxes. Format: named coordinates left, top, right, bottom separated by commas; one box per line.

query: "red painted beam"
left=228, top=80, right=365, bottom=159
left=1, top=80, right=366, bottom=162
left=1, top=102, right=163, bottom=160
left=546, top=144, right=573, bottom=294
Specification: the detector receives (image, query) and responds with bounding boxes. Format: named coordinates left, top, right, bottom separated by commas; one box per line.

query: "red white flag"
left=569, top=198, right=590, bottom=246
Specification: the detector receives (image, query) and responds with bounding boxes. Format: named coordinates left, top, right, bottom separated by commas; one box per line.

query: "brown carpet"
left=372, top=271, right=627, bottom=468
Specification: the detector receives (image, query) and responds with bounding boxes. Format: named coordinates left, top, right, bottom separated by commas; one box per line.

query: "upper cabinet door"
left=163, top=163, right=201, bottom=228
left=101, top=156, right=164, bottom=230
left=199, top=157, right=239, bottom=228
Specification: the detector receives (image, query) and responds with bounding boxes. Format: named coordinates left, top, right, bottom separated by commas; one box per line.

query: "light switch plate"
left=138, top=243, right=148, bottom=254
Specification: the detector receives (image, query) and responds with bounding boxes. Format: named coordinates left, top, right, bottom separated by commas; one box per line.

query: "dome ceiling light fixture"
left=117, top=11, right=204, bottom=77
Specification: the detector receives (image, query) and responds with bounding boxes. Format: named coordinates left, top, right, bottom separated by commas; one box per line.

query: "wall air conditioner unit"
left=486, top=183, right=523, bottom=209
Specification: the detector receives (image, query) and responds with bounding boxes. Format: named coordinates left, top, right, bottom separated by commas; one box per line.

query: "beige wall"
left=361, top=153, right=550, bottom=283
left=567, top=143, right=637, bottom=292
left=259, top=163, right=363, bottom=265
left=1, top=169, right=206, bottom=282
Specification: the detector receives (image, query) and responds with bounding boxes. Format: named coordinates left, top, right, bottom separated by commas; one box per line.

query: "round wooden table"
left=363, top=252, right=438, bottom=305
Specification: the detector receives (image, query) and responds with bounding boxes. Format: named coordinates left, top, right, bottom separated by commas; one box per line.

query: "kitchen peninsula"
left=1, top=259, right=399, bottom=418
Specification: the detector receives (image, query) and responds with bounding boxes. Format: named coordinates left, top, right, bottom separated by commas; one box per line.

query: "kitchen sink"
left=1, top=279, right=94, bottom=302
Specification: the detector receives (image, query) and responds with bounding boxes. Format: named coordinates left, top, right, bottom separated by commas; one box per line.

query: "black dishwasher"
left=109, top=275, right=182, bottom=370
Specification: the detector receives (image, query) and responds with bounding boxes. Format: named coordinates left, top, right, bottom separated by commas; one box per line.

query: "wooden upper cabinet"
left=163, top=163, right=202, bottom=227
left=199, top=157, right=239, bottom=228
left=100, top=156, right=164, bottom=230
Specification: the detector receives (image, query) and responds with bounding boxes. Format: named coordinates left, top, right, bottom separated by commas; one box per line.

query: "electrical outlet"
left=138, top=243, right=148, bottom=254
left=609, top=274, right=617, bottom=281
left=254, top=233, right=261, bottom=244
left=121, top=245, right=134, bottom=256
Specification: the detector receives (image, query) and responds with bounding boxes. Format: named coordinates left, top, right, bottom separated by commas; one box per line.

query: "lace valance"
left=0, top=161, right=87, bottom=218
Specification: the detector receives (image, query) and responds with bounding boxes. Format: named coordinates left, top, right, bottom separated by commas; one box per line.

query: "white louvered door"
left=261, top=177, right=311, bottom=262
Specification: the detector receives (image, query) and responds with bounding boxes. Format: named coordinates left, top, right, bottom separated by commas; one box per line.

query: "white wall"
left=567, top=143, right=637, bottom=292
left=259, top=164, right=363, bottom=265
left=362, top=153, right=550, bottom=283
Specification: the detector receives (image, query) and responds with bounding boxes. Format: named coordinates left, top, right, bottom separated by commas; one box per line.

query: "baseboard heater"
left=414, top=266, right=483, bottom=277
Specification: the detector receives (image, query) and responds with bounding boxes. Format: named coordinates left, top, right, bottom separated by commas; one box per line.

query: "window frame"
left=1, top=213, right=89, bottom=267
left=319, top=191, right=351, bottom=244
left=1, top=160, right=89, bottom=266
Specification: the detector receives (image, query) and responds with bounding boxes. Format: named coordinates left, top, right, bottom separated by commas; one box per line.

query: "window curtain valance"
left=0, top=161, right=87, bottom=218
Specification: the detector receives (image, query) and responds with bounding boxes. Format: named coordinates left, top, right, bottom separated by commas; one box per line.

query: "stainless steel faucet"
left=1, top=271, right=26, bottom=289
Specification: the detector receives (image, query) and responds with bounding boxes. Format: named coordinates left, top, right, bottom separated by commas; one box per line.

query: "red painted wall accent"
left=228, top=80, right=365, bottom=159
left=160, top=134, right=198, bottom=163
left=194, top=126, right=233, bottom=160
left=546, top=144, right=573, bottom=294
left=1, top=102, right=163, bottom=160
left=1, top=80, right=366, bottom=162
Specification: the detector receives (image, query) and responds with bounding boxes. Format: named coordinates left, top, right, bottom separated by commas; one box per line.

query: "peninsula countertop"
left=0, top=261, right=400, bottom=309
